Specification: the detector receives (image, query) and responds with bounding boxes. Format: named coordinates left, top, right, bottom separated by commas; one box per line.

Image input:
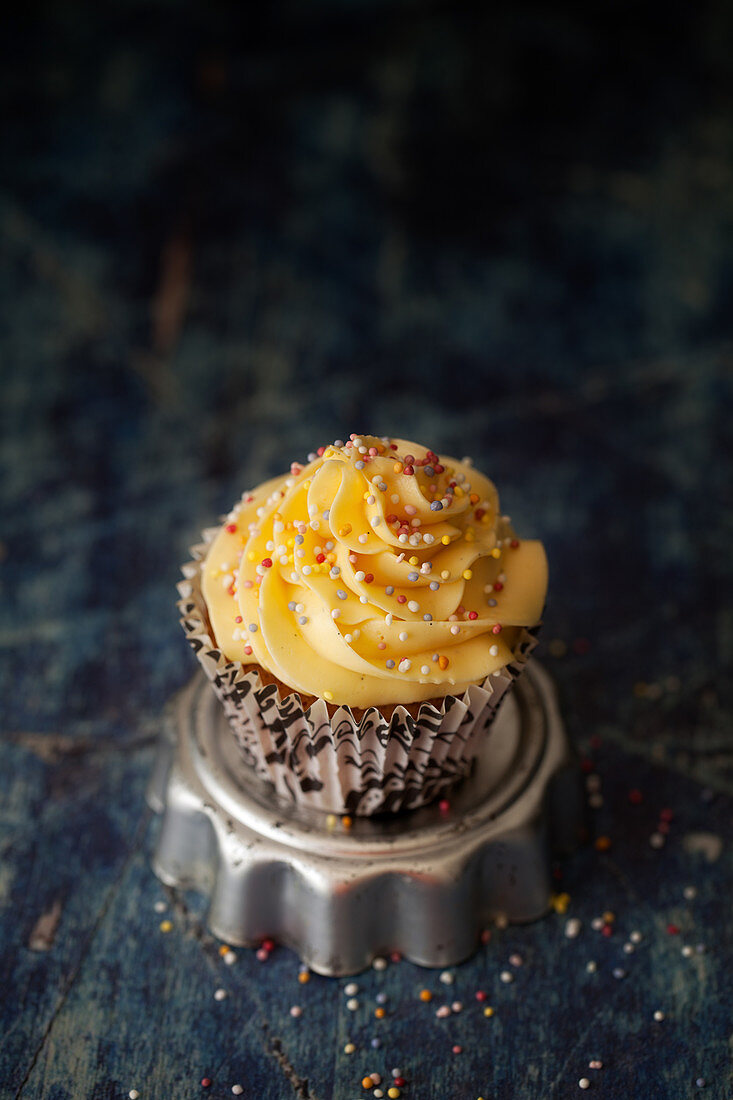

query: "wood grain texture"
left=1, top=1, right=732, bottom=1097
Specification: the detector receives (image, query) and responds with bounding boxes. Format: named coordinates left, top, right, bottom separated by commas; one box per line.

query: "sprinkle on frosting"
left=202, top=435, right=547, bottom=706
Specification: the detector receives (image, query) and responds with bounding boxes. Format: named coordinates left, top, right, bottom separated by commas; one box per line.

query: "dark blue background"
left=1, top=2, right=732, bottom=1097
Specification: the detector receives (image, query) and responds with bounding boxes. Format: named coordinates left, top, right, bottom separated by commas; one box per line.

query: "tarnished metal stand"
left=148, top=663, right=581, bottom=976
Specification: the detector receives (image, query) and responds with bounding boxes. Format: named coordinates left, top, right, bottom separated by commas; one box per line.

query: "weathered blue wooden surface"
left=1, top=2, right=732, bottom=1097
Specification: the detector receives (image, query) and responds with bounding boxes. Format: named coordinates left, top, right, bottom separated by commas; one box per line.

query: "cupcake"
left=178, top=434, right=547, bottom=815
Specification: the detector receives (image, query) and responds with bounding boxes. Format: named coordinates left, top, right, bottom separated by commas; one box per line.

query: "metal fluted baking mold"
left=148, top=662, right=582, bottom=975
left=177, top=531, right=539, bottom=815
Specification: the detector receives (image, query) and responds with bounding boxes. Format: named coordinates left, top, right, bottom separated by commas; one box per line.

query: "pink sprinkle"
left=243, top=646, right=252, bottom=656
left=452, top=1045, right=462, bottom=1055
left=378, top=642, right=386, bottom=650
left=475, top=990, right=487, bottom=1002
left=468, top=611, right=478, bottom=620
left=235, top=616, right=243, bottom=623
left=256, top=948, right=269, bottom=961
left=397, top=595, right=407, bottom=604
left=201, top=1079, right=212, bottom=1089
left=492, top=624, right=502, bottom=634
left=438, top=799, right=450, bottom=814
left=225, top=524, right=237, bottom=534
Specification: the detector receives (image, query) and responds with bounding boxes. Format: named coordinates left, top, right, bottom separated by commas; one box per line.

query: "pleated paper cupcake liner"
left=178, top=532, right=538, bottom=816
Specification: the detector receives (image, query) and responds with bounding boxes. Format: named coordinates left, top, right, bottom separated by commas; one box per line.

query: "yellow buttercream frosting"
left=201, top=435, right=548, bottom=707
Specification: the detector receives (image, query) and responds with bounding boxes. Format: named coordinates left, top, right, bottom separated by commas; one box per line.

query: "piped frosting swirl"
left=202, top=435, right=547, bottom=707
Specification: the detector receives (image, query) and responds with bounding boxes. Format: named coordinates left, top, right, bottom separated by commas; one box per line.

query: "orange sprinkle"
left=362, top=1078, right=374, bottom=1090
left=470, top=493, right=479, bottom=504
left=218, top=945, right=230, bottom=957
left=393, top=462, right=403, bottom=472
left=438, top=655, right=450, bottom=670
left=375, top=1006, right=386, bottom=1018
left=298, top=970, right=310, bottom=984
left=595, top=835, right=612, bottom=852
left=338, top=524, right=352, bottom=537
left=419, top=989, right=433, bottom=1002
left=342, top=815, right=353, bottom=829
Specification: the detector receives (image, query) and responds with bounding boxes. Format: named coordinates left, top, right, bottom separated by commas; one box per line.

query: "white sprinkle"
left=630, top=930, right=642, bottom=943
left=683, top=886, right=697, bottom=900
left=399, top=631, right=408, bottom=641
left=347, top=997, right=359, bottom=1011
left=358, top=533, right=368, bottom=543
left=654, top=1010, right=665, bottom=1021
left=489, top=644, right=499, bottom=657
left=398, top=659, right=412, bottom=672
left=509, top=954, right=523, bottom=967
left=451, top=1001, right=463, bottom=1013
left=421, top=665, right=430, bottom=675
left=372, top=956, right=387, bottom=971
left=579, top=1077, right=591, bottom=1089
left=371, top=516, right=381, bottom=527
left=355, top=571, right=366, bottom=581
left=154, top=901, right=166, bottom=913
left=436, top=1005, right=451, bottom=1018
left=588, top=1060, right=603, bottom=1070
left=650, top=832, right=665, bottom=848
left=344, top=982, right=359, bottom=995
left=232, top=1087, right=244, bottom=1096
left=290, top=1005, right=302, bottom=1017
left=682, top=945, right=694, bottom=957
left=500, top=970, right=513, bottom=983
left=223, top=950, right=236, bottom=965
left=129, top=1092, right=140, bottom=1099
left=439, top=970, right=454, bottom=985
left=407, top=600, right=419, bottom=612
left=391, top=494, right=400, bottom=503
left=331, top=609, right=341, bottom=619
left=214, top=988, right=227, bottom=1001
left=586, top=960, right=597, bottom=973
left=623, top=942, right=635, bottom=954
left=450, top=625, right=460, bottom=635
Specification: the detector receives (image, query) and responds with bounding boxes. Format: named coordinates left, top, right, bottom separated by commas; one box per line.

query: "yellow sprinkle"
left=247, top=551, right=256, bottom=561
left=602, top=910, right=615, bottom=924
left=441, top=535, right=451, bottom=545
left=409, top=556, right=419, bottom=565
left=419, top=988, right=432, bottom=1002
left=393, top=462, right=403, bottom=472
left=159, top=920, right=173, bottom=933
left=326, top=814, right=337, bottom=829
left=550, top=892, right=571, bottom=914
left=342, top=815, right=353, bottom=829
left=465, top=528, right=475, bottom=542
left=481, top=514, right=490, bottom=524
left=491, top=547, right=501, bottom=559
left=287, top=537, right=295, bottom=547
left=298, top=970, right=311, bottom=984
left=323, top=690, right=334, bottom=702
left=441, top=570, right=450, bottom=579
left=338, top=524, right=352, bottom=537
left=302, top=479, right=311, bottom=490
left=344, top=1043, right=355, bottom=1054
left=454, top=486, right=464, bottom=497
left=322, top=447, right=335, bottom=459
left=326, top=552, right=336, bottom=562
left=388, top=1089, right=401, bottom=1099
left=375, top=1006, right=386, bottom=1018
left=462, top=569, right=473, bottom=580
left=211, top=569, right=221, bottom=579
left=483, top=1006, right=494, bottom=1017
